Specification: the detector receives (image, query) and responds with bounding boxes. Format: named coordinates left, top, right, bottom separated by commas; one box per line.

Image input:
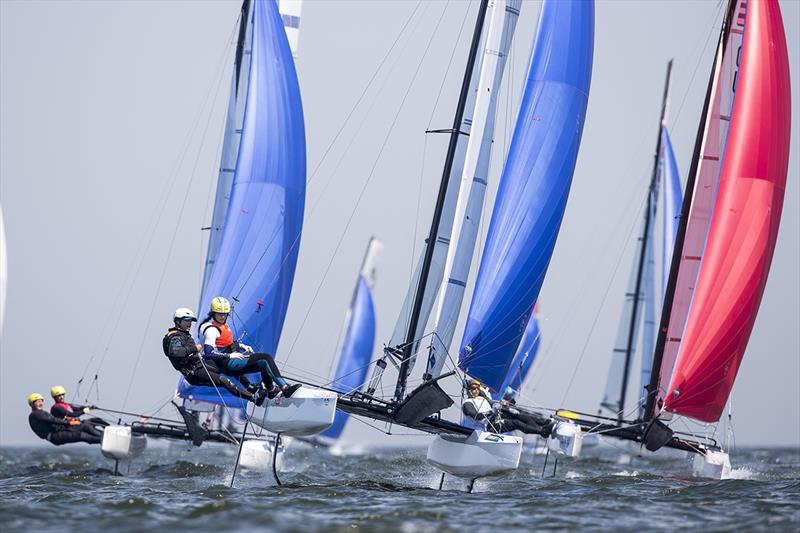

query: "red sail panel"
left=654, top=0, right=746, bottom=416
left=664, top=0, right=791, bottom=422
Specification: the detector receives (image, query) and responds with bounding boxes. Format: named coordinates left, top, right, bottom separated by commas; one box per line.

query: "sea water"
left=1, top=444, right=797, bottom=531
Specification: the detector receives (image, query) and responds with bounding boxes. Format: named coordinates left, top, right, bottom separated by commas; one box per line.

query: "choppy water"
left=1, top=442, right=798, bottom=532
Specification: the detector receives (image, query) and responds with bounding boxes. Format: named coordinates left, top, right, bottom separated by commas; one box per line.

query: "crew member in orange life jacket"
left=199, top=297, right=300, bottom=399
left=49, top=385, right=109, bottom=428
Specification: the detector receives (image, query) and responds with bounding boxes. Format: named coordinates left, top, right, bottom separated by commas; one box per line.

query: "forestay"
left=459, top=0, right=594, bottom=391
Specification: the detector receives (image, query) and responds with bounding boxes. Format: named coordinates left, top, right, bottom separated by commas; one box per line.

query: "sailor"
left=462, top=380, right=553, bottom=437
left=49, top=385, right=109, bottom=429
left=163, top=307, right=266, bottom=406
left=27, top=393, right=103, bottom=445
left=198, top=297, right=300, bottom=399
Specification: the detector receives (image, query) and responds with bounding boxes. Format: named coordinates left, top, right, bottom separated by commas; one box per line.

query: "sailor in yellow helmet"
left=49, top=385, right=92, bottom=420
left=27, top=392, right=103, bottom=446
left=196, top=296, right=301, bottom=400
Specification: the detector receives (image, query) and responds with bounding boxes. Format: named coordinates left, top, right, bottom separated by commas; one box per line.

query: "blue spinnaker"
left=659, top=125, right=681, bottom=298
left=320, top=275, right=376, bottom=441
left=499, top=304, right=541, bottom=396
left=458, top=0, right=593, bottom=391
left=179, top=0, right=306, bottom=407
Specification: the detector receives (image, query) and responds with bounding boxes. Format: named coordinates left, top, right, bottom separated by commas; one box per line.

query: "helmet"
left=50, top=385, right=66, bottom=398
left=27, top=392, right=44, bottom=405
left=174, top=308, right=197, bottom=321
left=465, top=379, right=481, bottom=391
left=210, top=297, right=231, bottom=314
left=503, top=386, right=516, bottom=399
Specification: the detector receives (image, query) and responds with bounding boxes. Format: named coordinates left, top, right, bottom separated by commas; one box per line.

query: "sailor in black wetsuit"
left=163, top=308, right=266, bottom=406
left=461, top=381, right=553, bottom=437
left=27, top=393, right=103, bottom=445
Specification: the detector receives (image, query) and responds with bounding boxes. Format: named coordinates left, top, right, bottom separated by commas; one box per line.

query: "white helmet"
left=174, top=308, right=197, bottom=321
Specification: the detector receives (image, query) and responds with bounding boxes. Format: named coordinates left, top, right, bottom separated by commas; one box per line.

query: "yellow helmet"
left=50, top=385, right=67, bottom=398
left=27, top=393, right=44, bottom=405
left=210, top=297, right=231, bottom=314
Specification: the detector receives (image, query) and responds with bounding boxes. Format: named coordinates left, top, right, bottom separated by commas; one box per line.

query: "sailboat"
left=96, top=0, right=338, bottom=473
left=328, top=0, right=594, bottom=488
left=552, top=0, right=791, bottom=478
left=314, top=238, right=382, bottom=455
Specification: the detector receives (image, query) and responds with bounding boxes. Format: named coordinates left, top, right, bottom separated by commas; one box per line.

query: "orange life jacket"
left=213, top=321, right=234, bottom=349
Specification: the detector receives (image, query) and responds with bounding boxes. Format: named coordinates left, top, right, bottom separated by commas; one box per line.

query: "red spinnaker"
left=664, top=0, right=791, bottom=422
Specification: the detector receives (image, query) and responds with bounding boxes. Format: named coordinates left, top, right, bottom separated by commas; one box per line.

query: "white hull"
left=427, top=430, right=522, bottom=479
left=248, top=386, right=337, bottom=436
left=101, top=425, right=147, bottom=461
left=692, top=448, right=731, bottom=479
left=238, top=439, right=284, bottom=471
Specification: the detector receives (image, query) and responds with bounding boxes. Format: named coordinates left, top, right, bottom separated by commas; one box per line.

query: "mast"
left=616, top=61, right=671, bottom=423
left=394, top=0, right=490, bottom=402
left=234, top=0, right=252, bottom=93
left=643, top=0, right=736, bottom=422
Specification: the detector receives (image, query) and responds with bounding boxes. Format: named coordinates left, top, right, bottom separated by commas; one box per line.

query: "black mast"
left=643, top=0, right=737, bottom=422
left=616, top=61, right=672, bottom=423
left=234, top=0, right=252, bottom=94
left=393, top=0, right=490, bottom=402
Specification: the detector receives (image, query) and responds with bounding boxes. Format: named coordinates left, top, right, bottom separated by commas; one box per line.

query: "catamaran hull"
left=692, top=448, right=731, bottom=480
left=248, top=386, right=337, bottom=436
left=239, top=439, right=283, bottom=471
left=101, top=425, right=147, bottom=461
left=547, top=420, right=583, bottom=457
left=427, top=430, right=522, bottom=478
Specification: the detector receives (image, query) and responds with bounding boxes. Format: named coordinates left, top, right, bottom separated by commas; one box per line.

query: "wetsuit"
left=50, top=401, right=109, bottom=429
left=462, top=396, right=552, bottom=437
left=163, top=327, right=256, bottom=402
left=28, top=410, right=102, bottom=445
left=199, top=319, right=287, bottom=391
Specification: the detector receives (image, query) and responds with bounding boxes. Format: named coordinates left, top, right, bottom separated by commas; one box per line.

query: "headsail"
left=650, top=0, right=747, bottom=416
left=320, top=238, right=382, bottom=442
left=499, top=302, right=541, bottom=396
left=664, top=0, right=790, bottom=422
left=180, top=0, right=306, bottom=406
left=459, top=0, right=594, bottom=391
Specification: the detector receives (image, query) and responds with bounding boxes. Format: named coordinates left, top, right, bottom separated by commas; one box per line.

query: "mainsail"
left=425, top=0, right=521, bottom=380
left=320, top=239, right=382, bottom=443
left=179, top=0, right=306, bottom=407
left=499, top=302, right=541, bottom=396
left=459, top=0, right=594, bottom=391
left=663, top=0, right=791, bottom=422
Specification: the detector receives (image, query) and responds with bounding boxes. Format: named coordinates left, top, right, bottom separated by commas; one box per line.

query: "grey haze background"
left=1, top=0, right=797, bottom=447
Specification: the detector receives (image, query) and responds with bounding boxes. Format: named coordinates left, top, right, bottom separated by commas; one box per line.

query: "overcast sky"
left=1, top=0, right=798, bottom=448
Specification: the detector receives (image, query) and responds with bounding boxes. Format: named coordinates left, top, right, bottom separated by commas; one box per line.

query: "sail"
left=201, top=1, right=254, bottom=293
left=459, top=0, right=594, bottom=391
left=278, top=0, right=302, bottom=57
left=664, top=0, right=790, bottom=422
left=180, top=0, right=306, bottom=406
left=653, top=0, right=746, bottom=411
left=426, top=0, right=521, bottom=379
left=659, top=126, right=682, bottom=298
left=321, top=276, right=377, bottom=440
left=499, top=302, right=541, bottom=395
left=638, top=217, right=656, bottom=417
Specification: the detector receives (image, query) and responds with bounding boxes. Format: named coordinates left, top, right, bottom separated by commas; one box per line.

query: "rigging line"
left=557, top=192, right=651, bottom=407
left=306, top=0, right=423, bottom=186
left=280, top=3, right=454, bottom=366
left=121, top=55, right=233, bottom=411
left=670, top=1, right=725, bottom=137
left=409, top=134, right=429, bottom=296
left=84, top=23, right=238, bottom=384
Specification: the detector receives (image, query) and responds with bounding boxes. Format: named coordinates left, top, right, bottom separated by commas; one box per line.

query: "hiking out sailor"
left=198, top=297, right=300, bottom=399
left=49, top=385, right=109, bottom=428
left=27, top=393, right=104, bottom=445
left=462, top=380, right=553, bottom=437
left=163, top=307, right=266, bottom=406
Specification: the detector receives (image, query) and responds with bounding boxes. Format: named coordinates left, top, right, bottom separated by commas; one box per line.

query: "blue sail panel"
left=458, top=0, right=594, bottom=391
left=499, top=304, right=541, bottom=395
left=660, top=125, right=682, bottom=298
left=321, top=275, right=377, bottom=440
left=179, top=0, right=306, bottom=406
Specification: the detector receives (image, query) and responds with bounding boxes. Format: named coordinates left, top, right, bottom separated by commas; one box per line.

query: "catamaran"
left=546, top=0, right=791, bottom=479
